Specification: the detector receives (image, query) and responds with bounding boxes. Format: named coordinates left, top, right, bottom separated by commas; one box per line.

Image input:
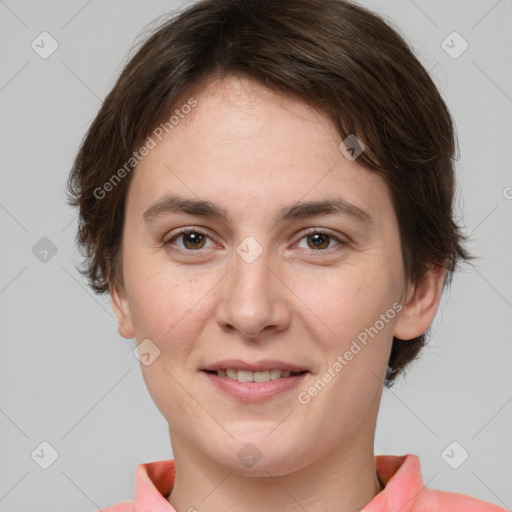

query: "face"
left=111, top=75, right=432, bottom=476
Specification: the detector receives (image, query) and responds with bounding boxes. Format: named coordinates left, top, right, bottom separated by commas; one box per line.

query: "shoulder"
left=368, top=454, right=507, bottom=512
left=415, top=487, right=508, bottom=511
left=96, top=500, right=132, bottom=512
left=96, top=459, right=176, bottom=512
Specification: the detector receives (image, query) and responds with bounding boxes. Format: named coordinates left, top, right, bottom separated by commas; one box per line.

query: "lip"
left=201, top=359, right=309, bottom=373
left=202, top=370, right=309, bottom=402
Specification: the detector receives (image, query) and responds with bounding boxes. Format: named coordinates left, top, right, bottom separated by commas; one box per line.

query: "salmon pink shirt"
left=101, top=454, right=507, bottom=511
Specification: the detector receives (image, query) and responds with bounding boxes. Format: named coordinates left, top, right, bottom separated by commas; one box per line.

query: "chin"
left=205, top=435, right=310, bottom=477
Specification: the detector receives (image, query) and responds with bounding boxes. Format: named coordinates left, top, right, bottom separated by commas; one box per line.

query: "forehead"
left=125, top=76, right=391, bottom=227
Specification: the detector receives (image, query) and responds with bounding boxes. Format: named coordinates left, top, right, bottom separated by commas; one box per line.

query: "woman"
left=66, top=0, right=507, bottom=510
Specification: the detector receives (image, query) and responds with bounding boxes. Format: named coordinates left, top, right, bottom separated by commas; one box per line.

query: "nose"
left=215, top=247, right=292, bottom=340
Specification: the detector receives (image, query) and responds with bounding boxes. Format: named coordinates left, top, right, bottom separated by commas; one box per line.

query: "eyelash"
left=164, top=228, right=349, bottom=255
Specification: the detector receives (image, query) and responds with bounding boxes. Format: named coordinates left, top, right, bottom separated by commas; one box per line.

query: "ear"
left=110, top=283, right=135, bottom=339
left=394, top=265, right=446, bottom=340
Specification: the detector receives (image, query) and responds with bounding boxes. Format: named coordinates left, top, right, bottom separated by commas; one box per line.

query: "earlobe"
left=393, top=265, right=446, bottom=340
left=110, top=284, right=135, bottom=339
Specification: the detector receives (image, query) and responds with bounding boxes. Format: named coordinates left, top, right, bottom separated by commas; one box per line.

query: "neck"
left=167, top=432, right=384, bottom=512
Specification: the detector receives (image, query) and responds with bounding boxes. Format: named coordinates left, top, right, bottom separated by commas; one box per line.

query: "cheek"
left=125, top=262, right=217, bottom=417
left=125, top=252, right=223, bottom=352
left=288, top=261, right=399, bottom=350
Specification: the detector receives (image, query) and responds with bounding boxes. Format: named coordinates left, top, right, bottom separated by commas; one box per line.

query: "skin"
left=111, top=75, right=445, bottom=512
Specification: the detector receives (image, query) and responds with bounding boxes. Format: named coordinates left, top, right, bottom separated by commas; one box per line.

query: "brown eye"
left=181, top=232, right=206, bottom=250
left=166, top=229, right=213, bottom=251
left=297, top=230, right=346, bottom=252
left=306, top=233, right=331, bottom=250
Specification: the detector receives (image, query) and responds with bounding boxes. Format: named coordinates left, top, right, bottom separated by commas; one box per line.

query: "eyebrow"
left=142, top=194, right=373, bottom=228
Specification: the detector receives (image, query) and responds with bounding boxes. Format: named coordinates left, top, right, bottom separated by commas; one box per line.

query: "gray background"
left=0, top=0, right=511, bottom=510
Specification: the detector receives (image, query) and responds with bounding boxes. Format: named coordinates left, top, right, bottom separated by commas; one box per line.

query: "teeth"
left=270, top=369, right=282, bottom=380
left=226, top=369, right=237, bottom=380
left=216, top=369, right=299, bottom=381
left=254, top=371, right=270, bottom=382
left=237, top=370, right=253, bottom=382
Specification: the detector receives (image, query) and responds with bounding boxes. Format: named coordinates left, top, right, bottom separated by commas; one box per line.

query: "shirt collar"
left=132, top=454, right=423, bottom=512
left=133, top=459, right=176, bottom=512
left=362, top=454, right=424, bottom=511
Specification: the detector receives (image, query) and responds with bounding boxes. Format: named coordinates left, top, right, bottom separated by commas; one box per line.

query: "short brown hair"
left=66, top=0, right=472, bottom=387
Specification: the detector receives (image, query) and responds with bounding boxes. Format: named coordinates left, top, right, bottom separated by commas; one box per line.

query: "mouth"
left=200, top=360, right=310, bottom=402
left=203, top=368, right=308, bottom=382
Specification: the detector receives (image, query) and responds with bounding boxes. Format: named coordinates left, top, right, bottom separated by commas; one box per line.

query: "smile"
left=202, top=369, right=309, bottom=402
left=206, top=368, right=306, bottom=382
